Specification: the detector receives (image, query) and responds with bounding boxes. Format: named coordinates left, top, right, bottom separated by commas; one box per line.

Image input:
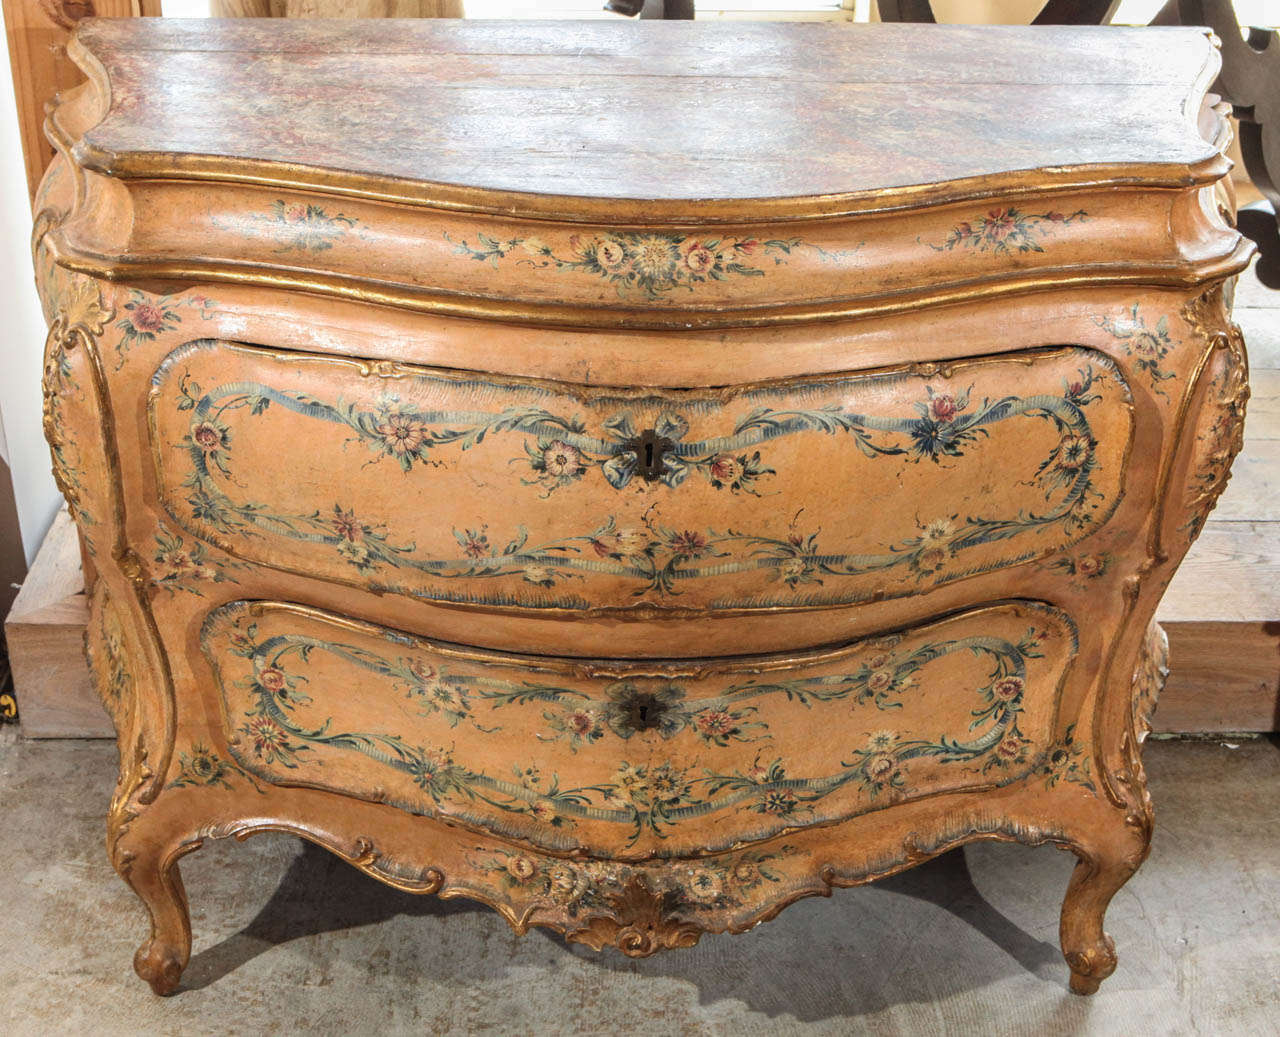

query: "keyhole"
left=624, top=429, right=674, bottom=482
left=625, top=692, right=662, bottom=732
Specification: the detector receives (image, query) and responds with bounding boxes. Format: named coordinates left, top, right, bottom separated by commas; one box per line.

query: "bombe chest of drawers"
left=35, top=17, right=1251, bottom=996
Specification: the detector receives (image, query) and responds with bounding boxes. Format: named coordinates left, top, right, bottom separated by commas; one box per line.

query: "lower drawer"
left=203, top=599, right=1078, bottom=859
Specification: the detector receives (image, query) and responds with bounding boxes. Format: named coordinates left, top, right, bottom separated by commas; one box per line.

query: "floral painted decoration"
left=168, top=744, right=234, bottom=789
left=172, top=361, right=1106, bottom=500
left=92, top=606, right=133, bottom=709
left=116, top=293, right=180, bottom=363
left=250, top=200, right=358, bottom=253
left=444, top=230, right=857, bottom=300
left=151, top=526, right=242, bottom=595
left=1046, top=551, right=1110, bottom=584
left=114, top=290, right=215, bottom=368
left=167, top=360, right=1111, bottom=603
left=925, top=207, right=1088, bottom=255
left=218, top=618, right=1075, bottom=845
left=1041, top=724, right=1095, bottom=791
left=1096, top=304, right=1178, bottom=397
left=167, top=742, right=261, bottom=792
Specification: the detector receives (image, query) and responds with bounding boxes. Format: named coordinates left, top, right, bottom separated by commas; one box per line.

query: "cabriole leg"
left=1059, top=819, right=1151, bottom=995
left=113, top=833, right=195, bottom=995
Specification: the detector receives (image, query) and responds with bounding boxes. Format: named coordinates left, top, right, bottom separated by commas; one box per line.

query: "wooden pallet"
left=6, top=288, right=1278, bottom=737
left=3, top=508, right=107, bottom=738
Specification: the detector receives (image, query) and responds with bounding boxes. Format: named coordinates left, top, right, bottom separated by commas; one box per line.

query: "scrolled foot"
left=134, top=937, right=186, bottom=996
left=1059, top=833, right=1145, bottom=996
left=113, top=834, right=195, bottom=995
left=1065, top=937, right=1117, bottom=995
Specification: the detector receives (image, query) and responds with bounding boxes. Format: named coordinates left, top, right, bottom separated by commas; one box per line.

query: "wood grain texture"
left=0, top=0, right=138, bottom=205
left=68, top=19, right=1226, bottom=206
left=1210, top=440, right=1280, bottom=521
left=40, top=22, right=1245, bottom=335
left=1156, top=621, right=1280, bottom=733
left=208, top=0, right=463, bottom=18
left=30, top=20, right=1253, bottom=999
left=1240, top=367, right=1279, bottom=439
left=1160, top=524, right=1280, bottom=624
left=3, top=507, right=109, bottom=738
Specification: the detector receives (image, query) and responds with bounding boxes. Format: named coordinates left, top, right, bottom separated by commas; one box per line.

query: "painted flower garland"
left=215, top=618, right=1068, bottom=845
left=167, top=360, right=1111, bottom=602
left=925, top=208, right=1088, bottom=255
left=445, top=230, right=856, bottom=299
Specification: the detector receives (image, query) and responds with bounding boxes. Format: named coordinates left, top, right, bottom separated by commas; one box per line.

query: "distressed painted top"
left=70, top=18, right=1223, bottom=210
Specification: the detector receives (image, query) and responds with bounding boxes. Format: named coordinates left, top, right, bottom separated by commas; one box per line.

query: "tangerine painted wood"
left=34, top=18, right=1252, bottom=998
left=147, top=339, right=1133, bottom=622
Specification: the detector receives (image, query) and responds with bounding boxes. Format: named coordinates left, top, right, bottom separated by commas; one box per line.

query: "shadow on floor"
left=180, top=839, right=485, bottom=992
left=181, top=840, right=1066, bottom=1020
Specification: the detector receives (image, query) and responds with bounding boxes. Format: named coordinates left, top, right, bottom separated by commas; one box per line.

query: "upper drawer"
left=149, top=340, right=1132, bottom=614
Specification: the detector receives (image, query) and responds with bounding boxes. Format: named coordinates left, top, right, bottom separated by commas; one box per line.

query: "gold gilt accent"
left=564, top=876, right=703, bottom=958
left=1179, top=288, right=1250, bottom=539
left=33, top=18, right=1253, bottom=1002
left=48, top=232, right=1256, bottom=332
left=41, top=277, right=112, bottom=527
left=1132, top=622, right=1170, bottom=745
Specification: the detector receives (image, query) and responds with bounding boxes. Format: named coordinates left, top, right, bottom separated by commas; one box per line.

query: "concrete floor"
left=0, top=734, right=1276, bottom=1035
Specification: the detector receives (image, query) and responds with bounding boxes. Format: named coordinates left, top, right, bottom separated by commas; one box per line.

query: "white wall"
left=0, top=9, right=62, bottom=566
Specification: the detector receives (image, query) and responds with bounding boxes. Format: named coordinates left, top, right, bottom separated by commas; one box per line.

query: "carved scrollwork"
left=88, top=585, right=155, bottom=872
left=1179, top=287, right=1250, bottom=541
left=348, top=837, right=445, bottom=894
left=42, top=329, right=83, bottom=520
left=1132, top=621, right=1170, bottom=745
left=1064, top=937, right=1118, bottom=995
left=564, top=876, right=703, bottom=958
left=1113, top=727, right=1155, bottom=862
left=41, top=276, right=113, bottom=532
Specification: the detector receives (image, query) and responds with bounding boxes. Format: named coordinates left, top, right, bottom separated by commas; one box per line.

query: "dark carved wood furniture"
left=1176, top=2, right=1280, bottom=286
left=34, top=18, right=1251, bottom=996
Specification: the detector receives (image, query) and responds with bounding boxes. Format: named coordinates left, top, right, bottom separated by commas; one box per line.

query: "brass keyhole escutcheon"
left=624, top=428, right=675, bottom=482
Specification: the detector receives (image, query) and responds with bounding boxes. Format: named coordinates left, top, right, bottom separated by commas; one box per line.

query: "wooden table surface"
left=72, top=19, right=1222, bottom=204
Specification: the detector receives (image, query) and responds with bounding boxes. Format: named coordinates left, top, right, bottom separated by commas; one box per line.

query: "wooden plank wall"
left=3, top=508, right=107, bottom=737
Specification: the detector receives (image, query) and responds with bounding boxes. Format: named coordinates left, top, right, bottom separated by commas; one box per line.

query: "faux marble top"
left=69, top=19, right=1223, bottom=207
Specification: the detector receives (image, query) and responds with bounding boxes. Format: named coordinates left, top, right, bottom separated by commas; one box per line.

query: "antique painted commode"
left=35, top=18, right=1251, bottom=995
